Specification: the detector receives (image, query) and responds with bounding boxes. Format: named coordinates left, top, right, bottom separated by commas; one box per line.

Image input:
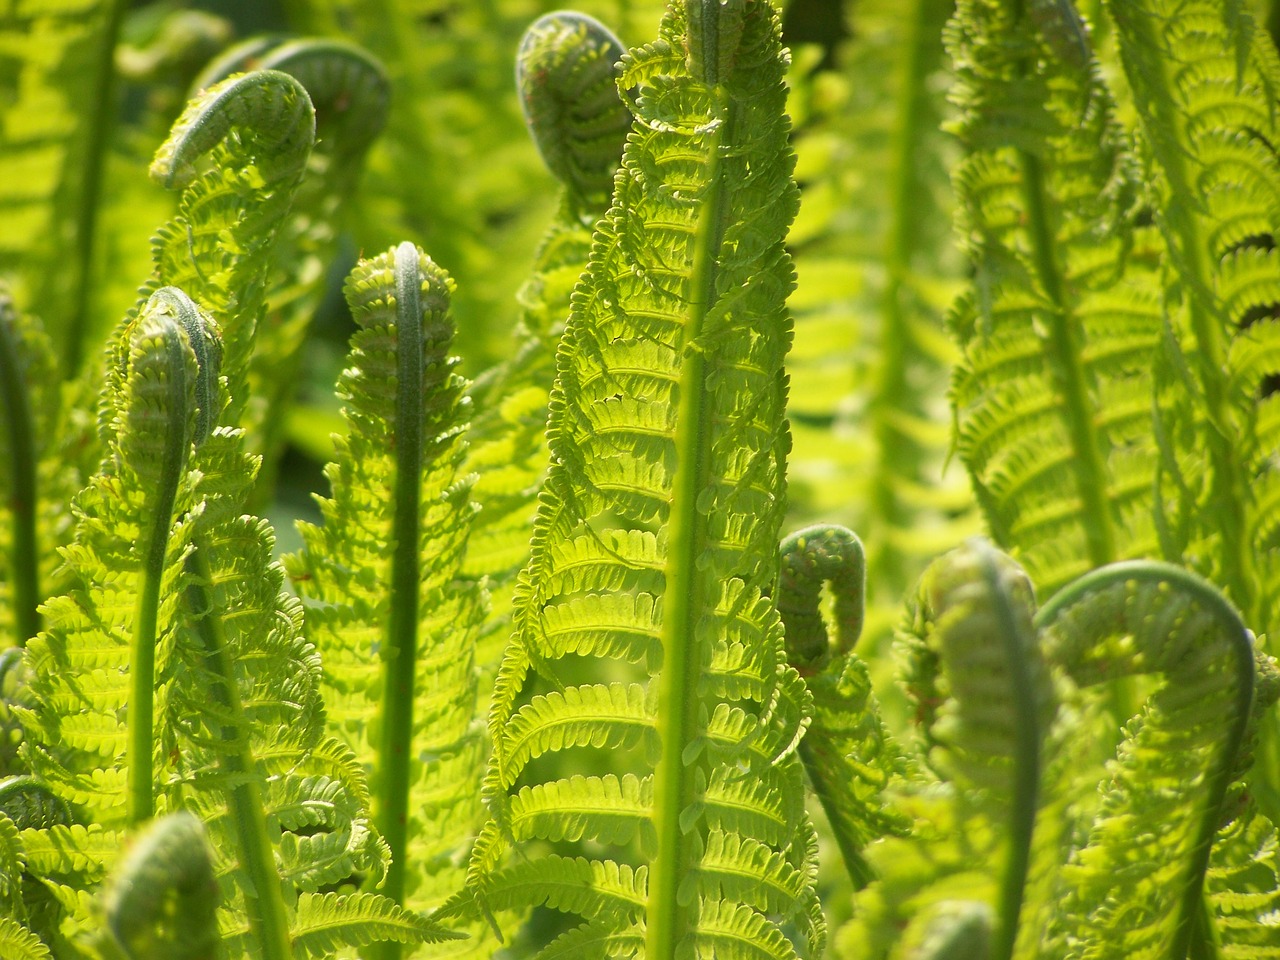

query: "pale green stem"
left=64, top=0, right=127, bottom=377
left=867, top=0, right=946, bottom=596
left=645, top=66, right=731, bottom=960
left=0, top=307, right=40, bottom=647
left=979, top=546, right=1041, bottom=960
left=186, top=548, right=294, bottom=960
left=373, top=243, right=425, bottom=960
left=125, top=330, right=190, bottom=827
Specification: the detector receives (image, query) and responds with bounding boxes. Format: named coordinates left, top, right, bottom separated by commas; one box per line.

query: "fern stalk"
left=125, top=307, right=199, bottom=826
left=647, top=106, right=728, bottom=959
left=184, top=549, right=293, bottom=960
left=0, top=302, right=39, bottom=647
left=1013, top=146, right=1116, bottom=569
left=978, top=544, right=1041, bottom=960
left=63, top=0, right=126, bottom=376
left=375, top=241, right=427, bottom=920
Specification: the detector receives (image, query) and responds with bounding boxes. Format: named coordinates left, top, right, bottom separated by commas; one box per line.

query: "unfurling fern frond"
left=93, top=812, right=218, bottom=960
left=945, top=0, right=1162, bottom=595
left=287, top=242, right=490, bottom=955
left=775, top=525, right=907, bottom=890
left=146, top=67, right=315, bottom=428
left=462, top=10, right=630, bottom=688
left=191, top=38, right=392, bottom=503
left=460, top=2, right=821, bottom=956
left=21, top=286, right=211, bottom=829
left=1033, top=562, right=1260, bottom=959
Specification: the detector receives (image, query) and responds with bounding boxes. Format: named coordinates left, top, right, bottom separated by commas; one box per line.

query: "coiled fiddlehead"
left=516, top=12, right=630, bottom=217
left=902, top=540, right=1049, bottom=960
left=97, top=812, right=218, bottom=960
left=146, top=68, right=315, bottom=427
left=1035, top=561, right=1257, bottom=959
left=0, top=777, right=71, bottom=831
left=775, top=525, right=906, bottom=889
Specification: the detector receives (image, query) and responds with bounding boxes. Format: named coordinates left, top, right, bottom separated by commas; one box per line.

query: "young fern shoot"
left=463, top=11, right=630, bottom=684
left=455, top=1, right=822, bottom=956
left=288, top=243, right=489, bottom=956
left=775, top=525, right=908, bottom=890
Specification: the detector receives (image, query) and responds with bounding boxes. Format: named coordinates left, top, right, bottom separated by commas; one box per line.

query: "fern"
left=1104, top=0, right=1280, bottom=642
left=775, top=525, right=908, bottom=890
left=287, top=242, right=491, bottom=957
left=945, top=0, right=1163, bottom=595
left=0, top=0, right=125, bottom=374
left=191, top=37, right=392, bottom=504
left=462, top=10, right=630, bottom=686
left=458, top=2, right=821, bottom=956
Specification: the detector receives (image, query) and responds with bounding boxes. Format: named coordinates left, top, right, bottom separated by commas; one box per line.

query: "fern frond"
left=191, top=38, right=392, bottom=504
left=945, top=0, right=1162, bottom=595
left=291, top=892, right=463, bottom=959
left=287, top=242, right=488, bottom=957
left=146, top=68, right=315, bottom=427
left=472, top=2, right=818, bottom=956
left=0, top=0, right=124, bottom=372
left=775, top=525, right=909, bottom=890
left=462, top=10, right=630, bottom=692
left=1035, top=561, right=1257, bottom=959
left=1107, top=0, right=1280, bottom=640
left=94, top=812, right=218, bottom=960
left=1204, top=803, right=1280, bottom=956
left=0, top=918, right=50, bottom=960
left=20, top=287, right=212, bottom=828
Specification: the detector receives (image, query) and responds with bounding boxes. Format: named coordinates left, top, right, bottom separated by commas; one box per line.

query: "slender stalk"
left=645, top=62, right=731, bottom=960
left=979, top=546, right=1040, bottom=960
left=867, top=0, right=947, bottom=595
left=63, top=0, right=127, bottom=377
left=373, top=243, right=425, bottom=960
left=185, top=549, right=293, bottom=960
left=0, top=304, right=41, bottom=647
left=125, top=328, right=190, bottom=827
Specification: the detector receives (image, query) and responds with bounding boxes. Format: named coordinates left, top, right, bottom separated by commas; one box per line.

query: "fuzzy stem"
left=645, top=58, right=731, bottom=960
left=0, top=304, right=40, bottom=647
left=980, top=545, right=1040, bottom=960
left=185, top=548, right=293, bottom=960
left=125, top=328, right=190, bottom=827
left=373, top=242, right=426, bottom=960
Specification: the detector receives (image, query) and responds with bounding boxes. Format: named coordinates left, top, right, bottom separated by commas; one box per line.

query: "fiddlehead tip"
left=777, top=523, right=865, bottom=670
left=100, top=812, right=219, bottom=960
left=516, top=11, right=630, bottom=211
left=150, top=68, right=315, bottom=190
left=143, top=287, right=223, bottom=446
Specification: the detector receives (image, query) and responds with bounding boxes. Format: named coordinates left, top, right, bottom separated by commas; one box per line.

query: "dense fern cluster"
left=2, top=0, right=1280, bottom=958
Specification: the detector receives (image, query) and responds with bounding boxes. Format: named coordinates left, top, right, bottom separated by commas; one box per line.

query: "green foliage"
left=3, top=0, right=1280, bottom=958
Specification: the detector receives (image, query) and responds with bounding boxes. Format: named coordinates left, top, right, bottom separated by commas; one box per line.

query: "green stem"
left=185, top=549, right=293, bottom=960
left=979, top=545, right=1040, bottom=960
left=125, top=328, right=190, bottom=827
left=645, top=66, right=731, bottom=960
left=63, top=0, right=126, bottom=377
left=1035, top=561, right=1255, bottom=959
left=1015, top=151, right=1116, bottom=571
left=867, top=0, right=945, bottom=595
left=373, top=243, right=425, bottom=960
left=0, top=306, right=40, bottom=647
